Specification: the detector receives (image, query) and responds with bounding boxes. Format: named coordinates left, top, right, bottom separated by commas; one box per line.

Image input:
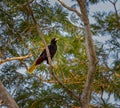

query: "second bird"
left=28, top=38, right=59, bottom=74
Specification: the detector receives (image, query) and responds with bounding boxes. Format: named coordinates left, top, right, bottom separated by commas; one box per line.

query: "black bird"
left=28, top=38, right=59, bottom=74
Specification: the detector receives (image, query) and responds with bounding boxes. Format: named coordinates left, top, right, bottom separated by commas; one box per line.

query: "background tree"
left=90, top=0, right=120, bottom=107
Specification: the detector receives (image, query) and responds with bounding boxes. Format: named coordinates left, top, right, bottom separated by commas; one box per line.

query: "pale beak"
left=55, top=38, right=59, bottom=41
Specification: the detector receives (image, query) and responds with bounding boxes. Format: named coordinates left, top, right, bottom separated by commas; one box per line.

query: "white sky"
left=50, top=0, right=120, bottom=24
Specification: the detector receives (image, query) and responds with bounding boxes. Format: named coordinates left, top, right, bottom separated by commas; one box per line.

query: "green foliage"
left=88, top=0, right=108, bottom=4
left=1, top=0, right=120, bottom=107
left=90, top=0, right=120, bottom=107
left=0, top=0, right=86, bottom=107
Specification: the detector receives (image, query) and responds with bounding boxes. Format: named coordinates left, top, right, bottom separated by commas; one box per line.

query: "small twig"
left=12, top=77, right=21, bottom=96
left=20, top=61, right=29, bottom=70
left=58, top=0, right=81, bottom=18
left=100, top=86, right=106, bottom=106
left=108, top=0, right=117, bottom=4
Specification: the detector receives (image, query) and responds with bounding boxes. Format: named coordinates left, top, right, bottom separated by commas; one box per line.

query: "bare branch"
left=108, top=0, right=118, bottom=4
left=58, top=0, right=81, bottom=18
left=20, top=61, right=29, bottom=70
left=0, top=54, right=32, bottom=65
left=100, top=86, right=106, bottom=106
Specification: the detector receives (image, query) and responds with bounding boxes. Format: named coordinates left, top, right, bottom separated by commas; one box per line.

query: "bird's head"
left=51, top=38, right=59, bottom=44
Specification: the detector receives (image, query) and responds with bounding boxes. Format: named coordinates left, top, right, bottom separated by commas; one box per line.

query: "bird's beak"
left=55, top=38, right=59, bottom=41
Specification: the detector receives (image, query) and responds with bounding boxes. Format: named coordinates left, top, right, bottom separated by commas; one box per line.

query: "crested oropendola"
left=28, top=38, right=59, bottom=74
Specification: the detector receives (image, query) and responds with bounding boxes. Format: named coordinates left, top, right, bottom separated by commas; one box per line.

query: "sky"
left=50, top=0, right=120, bottom=23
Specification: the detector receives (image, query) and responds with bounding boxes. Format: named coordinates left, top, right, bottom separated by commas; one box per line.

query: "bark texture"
left=0, top=81, right=19, bottom=108
left=77, top=0, right=97, bottom=108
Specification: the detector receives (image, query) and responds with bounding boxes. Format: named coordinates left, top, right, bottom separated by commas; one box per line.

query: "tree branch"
left=58, top=0, right=97, bottom=106
left=77, top=0, right=97, bottom=107
left=0, top=54, right=32, bottom=65
left=108, top=0, right=120, bottom=28
left=0, top=81, right=19, bottom=108
left=58, top=0, right=81, bottom=18
left=100, top=86, right=106, bottom=107
left=26, top=0, right=80, bottom=101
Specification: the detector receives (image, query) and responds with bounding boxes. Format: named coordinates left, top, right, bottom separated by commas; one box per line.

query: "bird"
left=28, top=38, right=59, bottom=74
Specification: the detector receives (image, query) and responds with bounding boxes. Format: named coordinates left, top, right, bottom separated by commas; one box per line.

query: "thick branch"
left=0, top=54, right=32, bottom=65
left=58, top=0, right=81, bottom=18
left=0, top=81, right=19, bottom=108
left=77, top=0, right=97, bottom=107
left=26, top=0, right=80, bottom=101
left=56, top=0, right=97, bottom=107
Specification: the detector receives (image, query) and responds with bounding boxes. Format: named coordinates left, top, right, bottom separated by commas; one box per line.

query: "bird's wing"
left=35, top=49, right=46, bottom=65
left=28, top=49, right=46, bottom=73
left=48, top=44, right=57, bottom=58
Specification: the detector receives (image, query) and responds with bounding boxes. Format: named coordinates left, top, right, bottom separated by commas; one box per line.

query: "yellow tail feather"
left=28, top=63, right=37, bottom=74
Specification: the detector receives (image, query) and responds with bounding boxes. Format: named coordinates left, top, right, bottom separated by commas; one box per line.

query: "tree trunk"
left=0, top=81, right=19, bottom=108
left=77, top=0, right=97, bottom=108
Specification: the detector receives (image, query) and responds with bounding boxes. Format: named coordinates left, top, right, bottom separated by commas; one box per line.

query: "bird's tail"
left=28, top=62, right=37, bottom=74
